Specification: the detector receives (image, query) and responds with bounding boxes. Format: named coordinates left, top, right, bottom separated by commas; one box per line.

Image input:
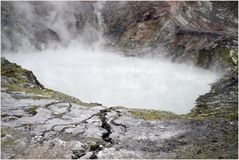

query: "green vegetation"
left=225, top=112, right=238, bottom=121
left=129, top=108, right=181, bottom=120
left=218, top=48, right=235, bottom=65
left=187, top=104, right=238, bottom=121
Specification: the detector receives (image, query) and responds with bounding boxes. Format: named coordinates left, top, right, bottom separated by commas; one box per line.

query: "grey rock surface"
left=1, top=89, right=237, bottom=159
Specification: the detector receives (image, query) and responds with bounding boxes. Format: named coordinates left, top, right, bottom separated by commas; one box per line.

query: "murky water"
left=4, top=45, right=219, bottom=114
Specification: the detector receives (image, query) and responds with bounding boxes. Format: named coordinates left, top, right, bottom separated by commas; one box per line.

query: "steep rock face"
left=1, top=58, right=238, bottom=159
left=102, top=2, right=171, bottom=45
left=102, top=1, right=238, bottom=69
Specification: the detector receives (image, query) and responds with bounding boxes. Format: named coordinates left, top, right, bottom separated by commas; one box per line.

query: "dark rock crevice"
left=175, top=27, right=225, bottom=38
left=45, top=101, right=67, bottom=108
left=38, top=108, right=115, bottom=159
left=98, top=109, right=113, bottom=144
left=86, top=109, right=115, bottom=159
left=109, top=108, right=127, bottom=135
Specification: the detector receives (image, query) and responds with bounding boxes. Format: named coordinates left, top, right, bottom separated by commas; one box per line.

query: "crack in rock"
left=45, top=101, right=65, bottom=108
left=88, top=109, right=114, bottom=159
left=40, top=108, right=108, bottom=144
left=66, top=103, right=72, bottom=112
left=99, top=109, right=113, bottom=144
left=110, top=109, right=127, bottom=135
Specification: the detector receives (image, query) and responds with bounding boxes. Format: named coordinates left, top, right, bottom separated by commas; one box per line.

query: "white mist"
left=4, top=44, right=219, bottom=114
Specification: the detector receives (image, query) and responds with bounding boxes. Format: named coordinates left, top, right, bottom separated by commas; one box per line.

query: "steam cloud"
left=2, top=2, right=220, bottom=114
left=4, top=43, right=219, bottom=114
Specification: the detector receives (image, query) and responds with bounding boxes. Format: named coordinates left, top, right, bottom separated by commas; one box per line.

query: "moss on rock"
left=24, top=106, right=38, bottom=116
left=129, top=108, right=181, bottom=121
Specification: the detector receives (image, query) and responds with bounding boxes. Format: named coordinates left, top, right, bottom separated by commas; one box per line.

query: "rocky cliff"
left=102, top=1, right=238, bottom=69
left=1, top=1, right=238, bottom=159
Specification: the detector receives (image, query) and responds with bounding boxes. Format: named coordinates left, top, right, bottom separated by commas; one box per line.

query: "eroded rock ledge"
left=1, top=58, right=238, bottom=159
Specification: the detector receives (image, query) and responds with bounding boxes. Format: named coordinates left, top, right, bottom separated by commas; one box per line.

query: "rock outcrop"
left=102, top=1, right=238, bottom=69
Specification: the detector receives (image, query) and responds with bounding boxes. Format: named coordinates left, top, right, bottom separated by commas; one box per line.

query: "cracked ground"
left=1, top=90, right=237, bottom=159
